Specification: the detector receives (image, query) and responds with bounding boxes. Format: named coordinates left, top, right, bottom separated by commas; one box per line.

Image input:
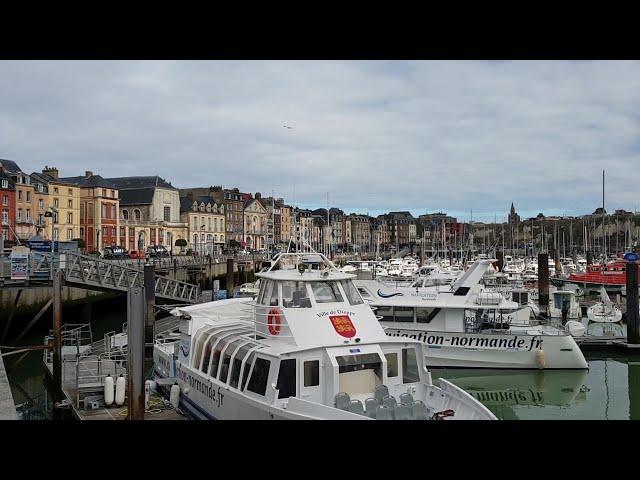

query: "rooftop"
left=107, top=176, right=176, bottom=190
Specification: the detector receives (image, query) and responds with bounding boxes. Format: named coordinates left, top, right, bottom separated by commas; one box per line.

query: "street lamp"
left=44, top=206, right=58, bottom=255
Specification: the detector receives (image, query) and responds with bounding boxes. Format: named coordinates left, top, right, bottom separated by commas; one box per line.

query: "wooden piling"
left=626, top=261, right=639, bottom=344
left=127, top=287, right=146, bottom=420
left=629, top=361, right=640, bottom=420
left=538, top=253, right=549, bottom=318
left=496, top=251, right=504, bottom=272
left=226, top=258, right=235, bottom=295
left=587, top=251, right=593, bottom=266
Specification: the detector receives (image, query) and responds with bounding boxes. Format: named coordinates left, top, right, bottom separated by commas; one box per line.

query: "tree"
left=229, top=239, right=240, bottom=249
left=175, top=238, right=187, bottom=247
left=72, top=238, right=86, bottom=248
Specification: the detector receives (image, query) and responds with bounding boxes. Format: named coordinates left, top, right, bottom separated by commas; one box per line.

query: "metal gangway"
left=58, top=251, right=200, bottom=303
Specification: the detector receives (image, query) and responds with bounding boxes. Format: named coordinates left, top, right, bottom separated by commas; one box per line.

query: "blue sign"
left=27, top=240, right=57, bottom=252
left=349, top=348, right=361, bottom=353
left=624, top=252, right=640, bottom=262
left=216, top=290, right=228, bottom=300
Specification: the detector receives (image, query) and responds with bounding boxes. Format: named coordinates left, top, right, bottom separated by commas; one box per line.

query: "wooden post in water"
left=496, top=250, right=504, bottom=272
left=143, top=263, right=155, bottom=360
left=586, top=250, right=593, bottom=266
left=52, top=269, right=63, bottom=405
left=538, top=253, right=549, bottom=319
left=127, top=286, right=145, bottom=420
left=626, top=261, right=639, bottom=344
left=226, top=258, right=235, bottom=297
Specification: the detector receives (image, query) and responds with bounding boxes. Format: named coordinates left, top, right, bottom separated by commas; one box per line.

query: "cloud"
left=1, top=60, right=639, bottom=221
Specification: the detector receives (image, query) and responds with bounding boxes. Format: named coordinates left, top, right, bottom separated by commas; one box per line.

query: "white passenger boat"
left=587, top=286, right=622, bottom=323
left=353, top=260, right=588, bottom=369
left=153, top=252, right=496, bottom=420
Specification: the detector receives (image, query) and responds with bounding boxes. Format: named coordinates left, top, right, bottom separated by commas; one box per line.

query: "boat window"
left=385, top=352, right=398, bottom=378
left=200, top=334, right=216, bottom=372
left=281, top=281, right=312, bottom=308
left=241, top=352, right=256, bottom=391
left=192, top=327, right=213, bottom=369
left=394, top=306, right=414, bottom=322
left=311, top=281, right=344, bottom=303
left=247, top=357, right=271, bottom=396
left=276, top=359, right=297, bottom=399
left=402, top=348, right=419, bottom=384
left=416, top=307, right=439, bottom=323
left=356, top=286, right=373, bottom=300
left=209, top=338, right=226, bottom=377
left=340, top=280, right=364, bottom=305
left=229, top=344, right=252, bottom=389
left=218, top=340, right=243, bottom=383
left=303, top=360, right=320, bottom=387
left=336, top=353, right=382, bottom=395
left=268, top=282, right=280, bottom=306
left=375, top=305, right=394, bottom=322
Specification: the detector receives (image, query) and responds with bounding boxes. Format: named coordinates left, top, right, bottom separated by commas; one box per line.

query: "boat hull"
left=384, top=328, right=588, bottom=369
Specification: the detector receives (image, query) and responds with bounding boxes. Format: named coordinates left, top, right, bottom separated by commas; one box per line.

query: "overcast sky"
left=1, top=60, right=639, bottom=222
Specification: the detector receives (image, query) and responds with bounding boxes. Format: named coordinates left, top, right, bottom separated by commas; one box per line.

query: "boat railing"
left=241, top=303, right=295, bottom=339
left=74, top=355, right=127, bottom=408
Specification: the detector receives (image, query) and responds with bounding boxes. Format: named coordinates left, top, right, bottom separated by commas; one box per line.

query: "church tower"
left=508, top=202, right=520, bottom=224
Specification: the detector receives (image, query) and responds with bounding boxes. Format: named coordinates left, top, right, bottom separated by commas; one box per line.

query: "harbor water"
left=5, top=295, right=640, bottom=420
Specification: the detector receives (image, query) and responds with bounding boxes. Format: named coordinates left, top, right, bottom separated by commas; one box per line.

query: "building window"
left=53, top=187, right=58, bottom=194
left=1, top=210, right=8, bottom=225
left=2, top=195, right=7, bottom=206
left=67, top=228, right=73, bottom=240
left=1, top=180, right=7, bottom=189
left=122, top=210, right=129, bottom=220
left=134, top=209, right=141, bottom=222
left=80, top=227, right=84, bottom=238
left=102, top=189, right=106, bottom=197
left=38, top=199, right=44, bottom=209
left=68, top=199, right=72, bottom=208
left=26, top=191, right=31, bottom=201
left=54, top=198, right=59, bottom=208
left=18, top=191, right=22, bottom=200
left=53, top=228, right=58, bottom=240
left=111, top=190, right=115, bottom=198
left=164, top=206, right=170, bottom=221
left=68, top=189, right=72, bottom=196
left=120, top=227, right=125, bottom=238
left=67, top=212, right=73, bottom=224
left=26, top=210, right=31, bottom=221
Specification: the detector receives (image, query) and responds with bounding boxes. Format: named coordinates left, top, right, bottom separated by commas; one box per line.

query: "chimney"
left=255, top=192, right=261, bottom=200
left=42, top=166, right=59, bottom=179
left=85, top=171, right=94, bottom=178
left=186, top=192, right=194, bottom=202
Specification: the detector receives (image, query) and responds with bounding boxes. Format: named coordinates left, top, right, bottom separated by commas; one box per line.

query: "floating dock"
left=0, top=354, right=18, bottom=420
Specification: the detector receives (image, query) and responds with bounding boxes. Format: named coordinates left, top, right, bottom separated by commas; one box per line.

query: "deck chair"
left=334, top=392, right=351, bottom=410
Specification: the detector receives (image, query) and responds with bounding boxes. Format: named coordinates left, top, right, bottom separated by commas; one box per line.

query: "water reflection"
left=434, top=353, right=640, bottom=419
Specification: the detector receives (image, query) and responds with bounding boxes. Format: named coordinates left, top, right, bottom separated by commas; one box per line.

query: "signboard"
left=10, top=247, right=29, bottom=280
left=26, top=240, right=78, bottom=253
left=329, top=315, right=357, bottom=338
left=624, top=252, right=640, bottom=262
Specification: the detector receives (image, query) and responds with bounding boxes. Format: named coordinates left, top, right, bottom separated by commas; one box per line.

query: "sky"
left=1, top=60, right=639, bottom=222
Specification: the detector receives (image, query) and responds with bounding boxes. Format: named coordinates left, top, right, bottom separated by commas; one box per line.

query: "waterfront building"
left=329, top=208, right=344, bottom=250
left=0, top=169, right=16, bottom=242
left=263, top=196, right=285, bottom=247
left=59, top=171, right=120, bottom=253
left=0, top=159, right=36, bottom=242
left=179, top=194, right=225, bottom=255
left=30, top=167, right=81, bottom=242
left=280, top=204, right=292, bottom=245
left=243, top=193, right=268, bottom=250
left=348, top=213, right=372, bottom=253
left=107, top=176, right=186, bottom=253
left=384, top=211, right=415, bottom=248
left=295, top=208, right=314, bottom=250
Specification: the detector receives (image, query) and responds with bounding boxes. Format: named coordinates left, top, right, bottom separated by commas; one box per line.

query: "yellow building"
left=180, top=195, right=225, bottom=254
left=32, top=167, right=81, bottom=242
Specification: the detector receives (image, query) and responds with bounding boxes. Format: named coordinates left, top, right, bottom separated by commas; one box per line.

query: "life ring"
left=267, top=308, right=282, bottom=335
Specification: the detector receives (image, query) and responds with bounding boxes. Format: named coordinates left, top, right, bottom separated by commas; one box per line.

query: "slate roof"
left=59, top=175, right=118, bottom=189
left=30, top=172, right=76, bottom=186
left=0, top=169, right=15, bottom=189
left=107, top=176, right=176, bottom=190
left=0, top=159, right=22, bottom=174
left=119, top=188, right=155, bottom=206
left=179, top=195, right=219, bottom=213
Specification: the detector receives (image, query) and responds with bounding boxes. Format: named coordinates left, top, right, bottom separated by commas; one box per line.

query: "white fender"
left=115, top=374, right=126, bottom=406
left=104, top=374, right=114, bottom=406
left=170, top=383, right=180, bottom=409
left=535, top=349, right=546, bottom=369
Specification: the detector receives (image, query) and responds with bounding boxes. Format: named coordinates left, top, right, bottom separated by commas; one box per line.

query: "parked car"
left=154, top=245, right=170, bottom=257
left=129, top=250, right=147, bottom=259
left=103, top=246, right=129, bottom=259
